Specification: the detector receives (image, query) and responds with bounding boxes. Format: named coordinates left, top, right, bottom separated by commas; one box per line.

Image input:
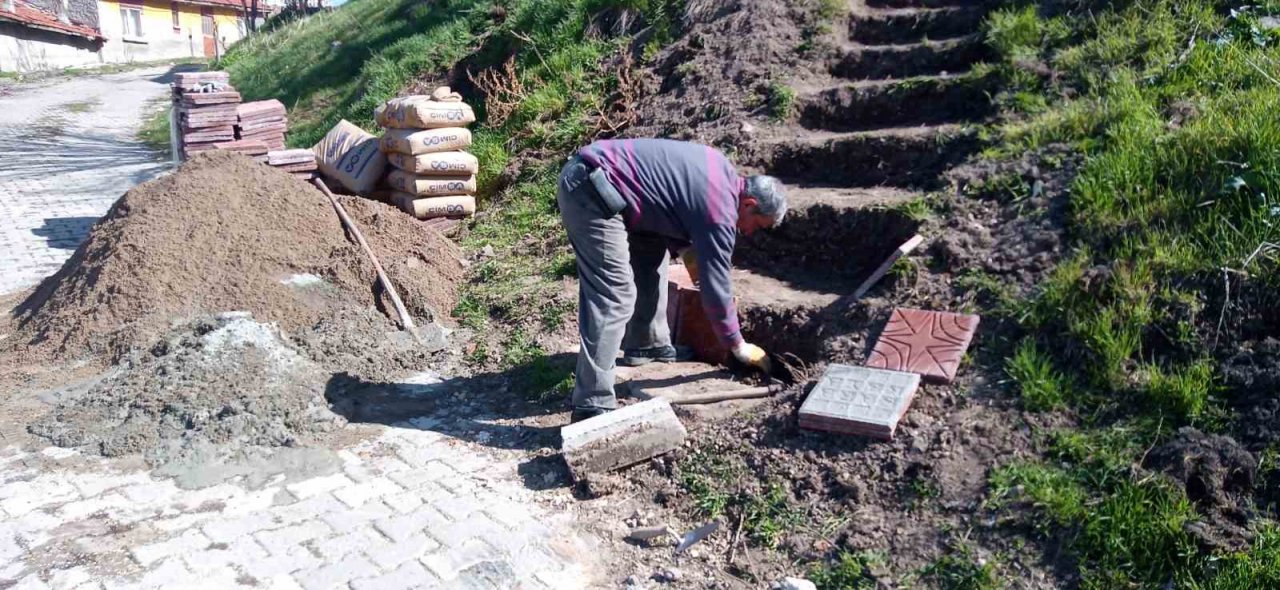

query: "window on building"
left=171, top=3, right=180, bottom=31
left=120, top=6, right=143, bottom=38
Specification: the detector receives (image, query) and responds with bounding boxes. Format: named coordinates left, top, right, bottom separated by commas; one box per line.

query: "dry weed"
left=468, top=56, right=526, bottom=128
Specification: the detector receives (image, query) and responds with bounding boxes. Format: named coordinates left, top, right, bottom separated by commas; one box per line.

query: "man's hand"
left=680, top=248, right=700, bottom=286
left=732, top=342, right=772, bottom=374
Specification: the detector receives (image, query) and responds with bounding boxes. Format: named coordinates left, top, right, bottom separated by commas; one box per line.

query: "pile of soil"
left=3, top=151, right=465, bottom=466
left=6, top=150, right=463, bottom=364
left=623, top=0, right=815, bottom=151
left=1145, top=428, right=1257, bottom=552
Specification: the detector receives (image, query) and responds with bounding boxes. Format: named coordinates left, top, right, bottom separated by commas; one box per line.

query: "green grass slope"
left=979, top=0, right=1280, bottom=587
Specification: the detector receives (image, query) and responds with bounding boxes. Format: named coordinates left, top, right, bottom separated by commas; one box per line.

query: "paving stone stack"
left=266, top=149, right=318, bottom=181
left=236, top=100, right=287, bottom=151
left=172, top=72, right=241, bottom=160
left=376, top=86, right=479, bottom=220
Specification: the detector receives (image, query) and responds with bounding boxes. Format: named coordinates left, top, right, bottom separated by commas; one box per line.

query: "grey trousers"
left=557, top=157, right=671, bottom=410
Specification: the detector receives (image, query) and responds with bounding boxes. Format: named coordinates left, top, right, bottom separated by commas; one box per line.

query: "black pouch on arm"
left=587, top=167, right=628, bottom=217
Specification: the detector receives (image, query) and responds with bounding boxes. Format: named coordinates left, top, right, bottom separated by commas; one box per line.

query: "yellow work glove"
left=732, top=342, right=772, bottom=374
left=680, top=248, right=700, bottom=286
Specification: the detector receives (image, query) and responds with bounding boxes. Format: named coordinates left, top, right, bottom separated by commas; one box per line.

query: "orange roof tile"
left=0, top=0, right=104, bottom=41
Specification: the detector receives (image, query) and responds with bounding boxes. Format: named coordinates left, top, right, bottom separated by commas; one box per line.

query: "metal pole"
left=168, top=103, right=180, bottom=165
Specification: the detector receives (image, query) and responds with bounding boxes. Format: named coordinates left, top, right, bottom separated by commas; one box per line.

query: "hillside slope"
left=225, top=0, right=1280, bottom=586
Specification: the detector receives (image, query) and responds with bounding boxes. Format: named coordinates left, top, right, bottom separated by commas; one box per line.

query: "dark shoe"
left=570, top=406, right=612, bottom=424
left=619, top=345, right=693, bottom=367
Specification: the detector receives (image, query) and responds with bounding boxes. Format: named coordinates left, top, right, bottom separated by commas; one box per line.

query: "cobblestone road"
left=0, top=67, right=174, bottom=295
left=0, top=374, right=604, bottom=589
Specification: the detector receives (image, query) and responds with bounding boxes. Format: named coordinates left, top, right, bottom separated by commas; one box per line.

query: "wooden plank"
left=852, top=234, right=924, bottom=299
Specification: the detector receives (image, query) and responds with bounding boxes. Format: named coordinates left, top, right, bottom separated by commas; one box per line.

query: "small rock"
left=740, top=122, right=756, bottom=134
left=480, top=245, right=495, bottom=258
left=660, top=567, right=682, bottom=582
left=475, top=431, right=492, bottom=444
left=628, top=525, right=672, bottom=542
left=624, top=574, right=646, bottom=589
left=778, top=577, right=817, bottom=590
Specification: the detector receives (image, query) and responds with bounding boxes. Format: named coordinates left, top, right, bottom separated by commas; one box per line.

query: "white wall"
left=0, top=22, right=102, bottom=72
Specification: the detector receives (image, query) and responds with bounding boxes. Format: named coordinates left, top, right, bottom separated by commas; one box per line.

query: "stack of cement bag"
left=267, top=149, right=318, bottom=181
left=172, top=72, right=240, bottom=159
left=377, top=87, right=478, bottom=219
left=236, top=100, right=287, bottom=150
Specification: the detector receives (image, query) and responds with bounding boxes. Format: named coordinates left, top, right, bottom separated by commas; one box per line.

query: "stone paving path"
left=0, top=67, right=174, bottom=295
left=0, top=424, right=599, bottom=589
left=0, top=72, right=607, bottom=588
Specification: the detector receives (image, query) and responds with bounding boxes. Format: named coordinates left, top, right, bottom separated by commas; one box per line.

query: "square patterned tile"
left=866, top=308, right=980, bottom=384
left=798, top=364, right=920, bottom=440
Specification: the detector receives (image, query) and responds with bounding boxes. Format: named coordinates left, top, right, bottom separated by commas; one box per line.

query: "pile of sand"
left=6, top=150, right=463, bottom=363
left=6, top=151, right=466, bottom=466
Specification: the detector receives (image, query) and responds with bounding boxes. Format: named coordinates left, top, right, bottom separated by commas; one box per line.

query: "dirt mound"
left=6, top=150, right=462, bottom=363
left=1145, top=428, right=1257, bottom=552
left=30, top=313, right=343, bottom=459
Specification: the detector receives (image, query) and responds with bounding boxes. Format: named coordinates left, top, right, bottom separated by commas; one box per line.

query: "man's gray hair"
left=744, top=175, right=788, bottom=226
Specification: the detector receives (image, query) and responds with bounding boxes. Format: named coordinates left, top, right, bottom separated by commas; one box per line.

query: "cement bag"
left=375, top=96, right=476, bottom=129
left=391, top=193, right=476, bottom=219
left=312, top=120, right=386, bottom=195
left=387, top=169, right=477, bottom=196
left=387, top=151, right=480, bottom=176
left=380, top=128, right=472, bottom=155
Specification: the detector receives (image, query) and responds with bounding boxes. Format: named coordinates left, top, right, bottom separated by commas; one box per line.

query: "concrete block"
left=798, top=364, right=919, bottom=439
left=560, top=399, right=687, bottom=479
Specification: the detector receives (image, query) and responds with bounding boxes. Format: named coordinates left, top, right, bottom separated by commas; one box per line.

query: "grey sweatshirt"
left=578, top=138, right=744, bottom=347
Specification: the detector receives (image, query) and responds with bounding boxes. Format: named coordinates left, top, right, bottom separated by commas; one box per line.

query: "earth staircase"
left=733, top=0, right=996, bottom=361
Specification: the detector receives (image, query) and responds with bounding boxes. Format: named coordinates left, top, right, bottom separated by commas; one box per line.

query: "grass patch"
left=136, top=98, right=172, bottom=158
left=917, top=542, right=1000, bottom=590
left=676, top=444, right=807, bottom=549
left=767, top=82, right=797, bottom=121
left=64, top=99, right=100, bottom=113
left=809, top=551, right=883, bottom=589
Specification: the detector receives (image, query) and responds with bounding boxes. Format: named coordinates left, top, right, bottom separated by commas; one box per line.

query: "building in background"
left=0, top=0, right=266, bottom=72
left=0, top=0, right=106, bottom=72
left=97, top=0, right=256, bottom=62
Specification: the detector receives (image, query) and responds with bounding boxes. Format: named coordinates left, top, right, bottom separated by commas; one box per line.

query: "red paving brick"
left=866, top=308, right=979, bottom=384
left=666, top=265, right=733, bottom=364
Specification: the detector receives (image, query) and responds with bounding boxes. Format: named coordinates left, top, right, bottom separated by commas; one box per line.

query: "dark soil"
left=559, top=0, right=1083, bottom=583
left=623, top=0, right=815, bottom=150
left=1144, top=427, right=1258, bottom=553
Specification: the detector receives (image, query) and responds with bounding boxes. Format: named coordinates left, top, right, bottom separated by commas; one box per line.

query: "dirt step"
left=849, top=7, right=987, bottom=45
left=866, top=0, right=995, bottom=9
left=756, top=126, right=980, bottom=189
left=780, top=184, right=919, bottom=211
left=831, top=36, right=991, bottom=80
left=799, top=74, right=994, bottom=132
left=733, top=199, right=922, bottom=361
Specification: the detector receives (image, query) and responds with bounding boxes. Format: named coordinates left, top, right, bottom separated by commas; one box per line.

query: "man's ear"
left=740, top=196, right=759, bottom=210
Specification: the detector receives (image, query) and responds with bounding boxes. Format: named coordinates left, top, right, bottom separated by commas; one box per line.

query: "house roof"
left=0, top=0, right=104, bottom=41
left=175, top=0, right=272, bottom=13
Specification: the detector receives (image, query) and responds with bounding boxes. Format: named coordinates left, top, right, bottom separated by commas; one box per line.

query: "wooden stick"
left=671, top=386, right=777, bottom=405
left=853, top=234, right=924, bottom=298
left=312, top=178, right=419, bottom=336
